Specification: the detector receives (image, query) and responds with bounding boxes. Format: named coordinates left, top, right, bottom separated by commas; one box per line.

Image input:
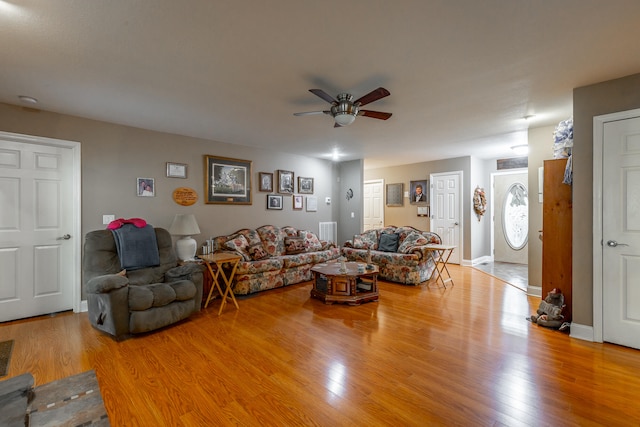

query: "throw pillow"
left=285, top=237, right=306, bottom=254
left=352, top=229, right=379, bottom=249
left=223, top=234, right=251, bottom=261
left=298, top=230, right=322, bottom=252
left=248, top=243, right=269, bottom=261
left=378, top=233, right=399, bottom=252
left=397, top=231, right=429, bottom=253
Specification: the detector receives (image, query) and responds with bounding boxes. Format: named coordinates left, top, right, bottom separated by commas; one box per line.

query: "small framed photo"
left=293, top=194, right=303, bottom=210
left=267, top=194, right=283, bottom=210
left=306, top=195, right=318, bottom=212
left=137, top=177, right=155, bottom=197
left=410, top=180, right=429, bottom=205
left=166, top=162, right=187, bottom=178
left=259, top=172, right=273, bottom=192
left=298, top=176, right=314, bottom=194
left=277, top=170, right=294, bottom=194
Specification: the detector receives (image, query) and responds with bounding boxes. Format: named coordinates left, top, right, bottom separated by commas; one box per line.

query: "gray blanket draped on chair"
left=111, top=224, right=160, bottom=270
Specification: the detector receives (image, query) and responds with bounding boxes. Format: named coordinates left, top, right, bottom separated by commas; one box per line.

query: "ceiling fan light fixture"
left=511, top=144, right=529, bottom=155
left=334, top=113, right=356, bottom=126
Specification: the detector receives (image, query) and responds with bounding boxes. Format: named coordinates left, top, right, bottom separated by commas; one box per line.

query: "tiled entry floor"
left=473, top=261, right=528, bottom=292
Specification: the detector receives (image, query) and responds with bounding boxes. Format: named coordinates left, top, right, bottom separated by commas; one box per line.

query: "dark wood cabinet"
left=542, top=159, right=572, bottom=321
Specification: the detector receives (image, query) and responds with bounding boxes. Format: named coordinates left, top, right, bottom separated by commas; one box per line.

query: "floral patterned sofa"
left=211, top=225, right=340, bottom=295
left=341, top=226, right=442, bottom=285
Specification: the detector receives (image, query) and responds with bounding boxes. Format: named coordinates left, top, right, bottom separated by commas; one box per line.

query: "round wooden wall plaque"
left=172, top=187, right=198, bottom=206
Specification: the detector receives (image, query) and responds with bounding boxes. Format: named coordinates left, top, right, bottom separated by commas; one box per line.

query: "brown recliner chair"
left=83, top=226, right=204, bottom=339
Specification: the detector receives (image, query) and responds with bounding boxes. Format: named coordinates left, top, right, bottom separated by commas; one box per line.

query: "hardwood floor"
left=2, top=265, right=640, bottom=426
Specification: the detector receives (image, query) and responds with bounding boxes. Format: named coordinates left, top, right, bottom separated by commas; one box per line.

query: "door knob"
left=454, top=222, right=459, bottom=226
left=606, top=240, right=628, bottom=247
left=59, top=234, right=72, bottom=240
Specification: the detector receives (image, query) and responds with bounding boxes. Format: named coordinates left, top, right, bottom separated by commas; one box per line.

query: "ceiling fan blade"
left=309, top=89, right=337, bottom=104
left=293, top=110, right=330, bottom=116
left=354, top=87, right=390, bottom=106
left=359, top=110, right=392, bottom=120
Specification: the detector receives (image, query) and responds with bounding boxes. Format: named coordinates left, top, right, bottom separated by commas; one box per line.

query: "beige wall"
left=364, top=156, right=472, bottom=261
left=0, top=102, right=338, bottom=249
left=573, top=72, right=640, bottom=327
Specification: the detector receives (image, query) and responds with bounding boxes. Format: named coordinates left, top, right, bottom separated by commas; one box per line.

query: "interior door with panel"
left=0, top=133, right=79, bottom=322
left=601, top=116, right=640, bottom=349
left=430, top=171, right=462, bottom=264
left=363, top=180, right=384, bottom=231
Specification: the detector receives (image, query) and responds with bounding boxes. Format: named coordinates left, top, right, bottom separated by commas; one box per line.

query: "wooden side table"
left=425, top=244, right=456, bottom=288
left=200, top=253, right=242, bottom=315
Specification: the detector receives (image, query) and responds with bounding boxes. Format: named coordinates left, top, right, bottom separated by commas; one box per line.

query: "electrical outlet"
left=103, top=214, right=115, bottom=225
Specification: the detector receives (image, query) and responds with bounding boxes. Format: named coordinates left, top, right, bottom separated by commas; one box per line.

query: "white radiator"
left=318, top=221, right=337, bottom=244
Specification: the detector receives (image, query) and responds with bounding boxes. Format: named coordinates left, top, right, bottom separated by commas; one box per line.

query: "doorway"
left=484, top=171, right=529, bottom=291
left=0, top=131, right=81, bottom=322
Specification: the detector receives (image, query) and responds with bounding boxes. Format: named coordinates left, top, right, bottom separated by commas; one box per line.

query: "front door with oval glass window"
left=494, top=173, right=528, bottom=264
left=503, top=182, right=528, bottom=250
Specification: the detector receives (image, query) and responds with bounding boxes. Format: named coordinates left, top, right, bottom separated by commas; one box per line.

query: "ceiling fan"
left=294, top=87, right=392, bottom=127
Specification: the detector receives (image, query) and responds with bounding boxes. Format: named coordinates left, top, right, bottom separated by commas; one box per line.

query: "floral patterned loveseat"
left=341, top=226, right=442, bottom=285
left=211, top=225, right=340, bottom=295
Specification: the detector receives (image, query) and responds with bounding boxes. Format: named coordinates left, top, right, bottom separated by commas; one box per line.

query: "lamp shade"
left=169, top=214, right=200, bottom=236
left=169, top=214, right=201, bottom=261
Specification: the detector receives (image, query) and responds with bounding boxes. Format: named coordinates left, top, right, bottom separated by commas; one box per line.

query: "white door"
left=494, top=172, right=528, bottom=264
left=430, top=172, right=462, bottom=264
left=600, top=116, right=640, bottom=349
left=0, top=132, right=80, bottom=322
left=363, top=180, right=384, bottom=231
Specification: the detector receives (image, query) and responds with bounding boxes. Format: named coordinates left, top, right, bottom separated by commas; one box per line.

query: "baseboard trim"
left=527, top=285, right=542, bottom=297
left=469, top=255, right=493, bottom=266
left=569, top=323, right=595, bottom=342
left=79, top=300, right=88, bottom=313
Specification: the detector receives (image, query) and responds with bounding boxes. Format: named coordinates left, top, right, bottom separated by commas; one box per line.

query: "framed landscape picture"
left=204, top=155, right=252, bottom=204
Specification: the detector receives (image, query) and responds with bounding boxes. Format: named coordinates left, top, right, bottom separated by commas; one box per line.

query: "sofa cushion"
left=257, top=225, right=286, bottom=256
left=378, top=233, right=399, bottom=252
left=223, top=234, right=251, bottom=261
left=129, top=283, right=176, bottom=311
left=235, top=257, right=283, bottom=275
left=299, top=230, right=322, bottom=252
left=241, top=229, right=263, bottom=247
left=281, top=252, right=315, bottom=268
left=170, top=280, right=197, bottom=301
left=248, top=243, right=269, bottom=260
left=395, top=226, right=420, bottom=245
left=281, top=226, right=299, bottom=238
left=285, top=237, right=306, bottom=254
left=353, top=229, right=378, bottom=249
left=397, top=231, right=429, bottom=253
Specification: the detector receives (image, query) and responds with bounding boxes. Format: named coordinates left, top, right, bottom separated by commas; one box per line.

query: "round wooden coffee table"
left=310, top=261, right=379, bottom=305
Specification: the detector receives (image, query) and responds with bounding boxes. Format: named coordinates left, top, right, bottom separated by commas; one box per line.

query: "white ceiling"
left=2, top=1, right=640, bottom=169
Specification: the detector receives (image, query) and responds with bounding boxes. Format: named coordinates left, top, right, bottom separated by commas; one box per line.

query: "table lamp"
left=169, top=214, right=201, bottom=261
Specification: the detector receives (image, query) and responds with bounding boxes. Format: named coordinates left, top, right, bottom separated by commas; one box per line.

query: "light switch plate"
left=103, top=214, right=115, bottom=225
